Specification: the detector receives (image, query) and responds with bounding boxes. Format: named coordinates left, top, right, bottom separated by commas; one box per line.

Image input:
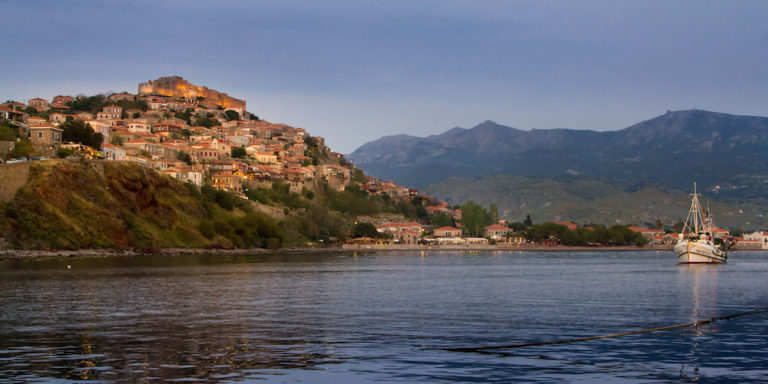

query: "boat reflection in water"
left=678, top=263, right=720, bottom=380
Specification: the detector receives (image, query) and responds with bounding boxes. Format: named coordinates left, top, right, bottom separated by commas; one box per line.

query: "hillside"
left=424, top=175, right=766, bottom=230
left=0, top=160, right=283, bottom=250
left=347, top=110, right=768, bottom=200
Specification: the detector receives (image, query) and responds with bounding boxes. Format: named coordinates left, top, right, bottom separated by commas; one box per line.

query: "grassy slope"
left=0, top=160, right=277, bottom=250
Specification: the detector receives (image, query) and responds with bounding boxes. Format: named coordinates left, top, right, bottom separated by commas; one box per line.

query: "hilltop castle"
left=138, top=76, right=246, bottom=110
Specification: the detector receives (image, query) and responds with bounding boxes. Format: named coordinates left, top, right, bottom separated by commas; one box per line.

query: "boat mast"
left=683, top=183, right=705, bottom=236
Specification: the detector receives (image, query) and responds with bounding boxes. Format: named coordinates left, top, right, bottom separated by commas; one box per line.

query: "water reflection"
left=677, top=264, right=721, bottom=381
left=679, top=264, right=719, bottom=324
left=1, top=251, right=767, bottom=382
left=0, top=254, right=346, bottom=382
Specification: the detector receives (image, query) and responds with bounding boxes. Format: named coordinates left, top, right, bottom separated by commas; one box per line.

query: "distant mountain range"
left=347, top=110, right=768, bottom=228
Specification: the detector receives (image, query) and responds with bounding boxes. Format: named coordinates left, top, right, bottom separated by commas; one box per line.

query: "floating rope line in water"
left=443, top=306, right=768, bottom=353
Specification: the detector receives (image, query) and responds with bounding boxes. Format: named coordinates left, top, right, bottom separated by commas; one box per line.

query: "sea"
left=1, top=250, right=767, bottom=383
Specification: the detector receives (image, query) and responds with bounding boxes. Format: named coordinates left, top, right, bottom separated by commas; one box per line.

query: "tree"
left=195, top=116, right=219, bottom=128
left=0, top=121, right=17, bottom=141
left=460, top=201, right=489, bottom=237
left=61, top=119, right=103, bottom=150
left=7, top=140, right=37, bottom=159
left=224, top=110, right=240, bottom=121
left=175, top=108, right=194, bottom=125
left=489, top=203, right=499, bottom=224
left=69, top=94, right=107, bottom=113
left=177, top=151, right=192, bottom=165
left=416, top=205, right=428, bottom=222
left=56, top=147, right=74, bottom=158
left=654, top=219, right=664, bottom=230
left=231, top=146, right=247, bottom=158
left=509, top=222, right=527, bottom=231
left=524, top=214, right=533, bottom=227
left=353, top=222, right=380, bottom=238
left=110, top=133, right=125, bottom=146
left=430, top=213, right=454, bottom=228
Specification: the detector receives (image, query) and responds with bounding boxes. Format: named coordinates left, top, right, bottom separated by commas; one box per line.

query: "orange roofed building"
left=434, top=226, right=462, bottom=238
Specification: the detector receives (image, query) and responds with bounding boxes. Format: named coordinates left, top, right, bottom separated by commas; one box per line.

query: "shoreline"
left=1, top=244, right=764, bottom=260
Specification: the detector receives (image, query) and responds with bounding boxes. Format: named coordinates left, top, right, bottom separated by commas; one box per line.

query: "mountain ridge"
left=347, top=109, right=768, bottom=196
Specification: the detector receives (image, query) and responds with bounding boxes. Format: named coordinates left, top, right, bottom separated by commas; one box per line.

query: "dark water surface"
left=1, top=251, right=767, bottom=383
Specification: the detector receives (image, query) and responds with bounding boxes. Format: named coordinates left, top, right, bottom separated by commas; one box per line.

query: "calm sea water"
left=1, top=251, right=767, bottom=383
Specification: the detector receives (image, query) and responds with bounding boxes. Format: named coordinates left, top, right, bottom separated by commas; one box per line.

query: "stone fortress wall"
left=138, top=76, right=246, bottom=110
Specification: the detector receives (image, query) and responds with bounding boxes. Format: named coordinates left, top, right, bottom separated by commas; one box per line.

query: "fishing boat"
left=674, top=183, right=730, bottom=264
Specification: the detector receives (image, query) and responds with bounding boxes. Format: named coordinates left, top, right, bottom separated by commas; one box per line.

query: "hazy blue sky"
left=2, top=0, right=767, bottom=153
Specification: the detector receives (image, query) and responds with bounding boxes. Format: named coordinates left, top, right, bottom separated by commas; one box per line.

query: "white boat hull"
left=675, top=240, right=727, bottom=264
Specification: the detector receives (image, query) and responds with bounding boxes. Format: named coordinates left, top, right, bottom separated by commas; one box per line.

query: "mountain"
left=347, top=110, right=768, bottom=199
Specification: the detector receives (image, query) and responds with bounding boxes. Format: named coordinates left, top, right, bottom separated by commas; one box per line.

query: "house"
left=75, top=111, right=94, bottom=120
left=207, top=160, right=240, bottom=174
left=52, top=95, right=74, bottom=104
left=124, top=139, right=151, bottom=152
left=148, top=100, right=167, bottom=110
left=28, top=98, right=49, bottom=111
left=435, top=226, right=462, bottom=238
left=98, top=105, right=123, bottom=120
left=109, top=92, right=136, bottom=102
left=226, top=135, right=250, bottom=147
left=627, top=226, right=665, bottom=239
left=126, top=121, right=152, bottom=134
left=154, top=122, right=184, bottom=133
left=49, top=102, right=70, bottom=111
left=251, top=151, right=278, bottom=164
left=426, top=205, right=453, bottom=216
left=184, top=168, right=204, bottom=186
left=49, top=113, right=72, bottom=124
left=484, top=224, right=513, bottom=240
left=26, top=116, right=47, bottom=126
left=191, top=145, right=220, bottom=162
left=102, top=143, right=127, bottom=161
left=380, top=182, right=409, bottom=198
left=393, top=229, right=422, bottom=245
left=376, top=222, right=424, bottom=234
left=29, top=125, right=63, bottom=149
left=712, top=227, right=730, bottom=239
left=554, top=221, right=579, bottom=231
left=0, top=105, right=28, bottom=122
left=733, top=236, right=762, bottom=249
left=211, top=172, right=243, bottom=192
left=744, top=231, right=768, bottom=249
left=211, top=138, right=235, bottom=156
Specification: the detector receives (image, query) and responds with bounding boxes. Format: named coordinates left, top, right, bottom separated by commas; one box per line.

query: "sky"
left=2, top=0, right=767, bottom=153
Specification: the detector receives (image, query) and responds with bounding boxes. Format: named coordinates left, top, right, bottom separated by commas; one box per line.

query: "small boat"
left=674, top=183, right=730, bottom=264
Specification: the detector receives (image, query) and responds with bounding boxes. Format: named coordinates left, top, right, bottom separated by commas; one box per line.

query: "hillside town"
left=2, top=77, right=768, bottom=250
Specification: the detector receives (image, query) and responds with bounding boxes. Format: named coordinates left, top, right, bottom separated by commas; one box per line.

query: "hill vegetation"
left=0, top=160, right=436, bottom=251
left=424, top=174, right=766, bottom=230
left=0, top=161, right=283, bottom=250
left=349, top=110, right=768, bottom=229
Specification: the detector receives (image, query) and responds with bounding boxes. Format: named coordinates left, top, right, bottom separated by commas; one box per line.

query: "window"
left=38, top=132, right=43, bottom=138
